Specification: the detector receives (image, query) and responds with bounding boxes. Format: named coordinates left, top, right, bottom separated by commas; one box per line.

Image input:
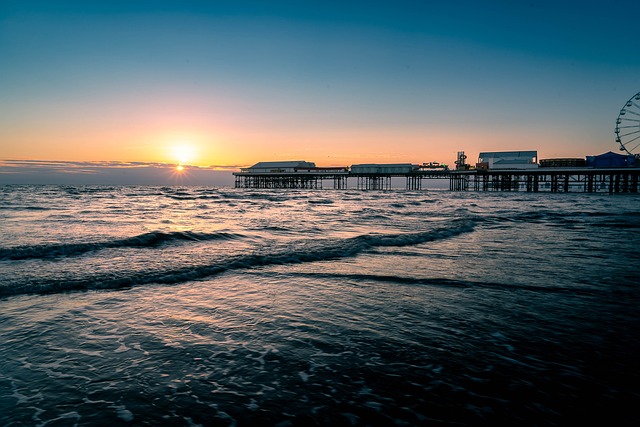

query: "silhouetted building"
left=477, top=151, right=538, bottom=170
left=240, top=161, right=316, bottom=173
left=539, top=158, right=586, bottom=168
left=586, top=151, right=636, bottom=168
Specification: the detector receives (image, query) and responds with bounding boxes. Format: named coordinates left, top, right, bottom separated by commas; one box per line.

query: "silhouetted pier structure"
left=351, top=167, right=450, bottom=190
left=460, top=168, right=640, bottom=194
left=233, top=161, right=349, bottom=189
left=234, top=172, right=348, bottom=189
left=233, top=161, right=640, bottom=194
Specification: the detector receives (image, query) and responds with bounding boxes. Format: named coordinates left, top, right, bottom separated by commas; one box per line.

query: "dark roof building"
left=586, top=151, right=636, bottom=168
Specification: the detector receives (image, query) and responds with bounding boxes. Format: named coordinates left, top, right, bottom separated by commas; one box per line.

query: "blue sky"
left=1, top=0, right=638, bottom=185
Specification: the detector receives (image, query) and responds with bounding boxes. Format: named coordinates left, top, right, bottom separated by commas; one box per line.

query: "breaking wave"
left=0, top=230, right=244, bottom=261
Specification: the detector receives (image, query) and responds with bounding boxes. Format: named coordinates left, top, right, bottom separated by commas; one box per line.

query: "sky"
left=1, top=0, right=639, bottom=185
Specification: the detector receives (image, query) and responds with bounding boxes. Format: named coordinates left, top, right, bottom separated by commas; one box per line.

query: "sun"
left=176, top=164, right=185, bottom=172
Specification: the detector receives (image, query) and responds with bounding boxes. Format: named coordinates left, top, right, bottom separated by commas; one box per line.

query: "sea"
left=0, top=185, right=638, bottom=426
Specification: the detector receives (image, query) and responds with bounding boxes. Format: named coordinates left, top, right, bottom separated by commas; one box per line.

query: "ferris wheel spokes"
left=624, top=136, right=640, bottom=154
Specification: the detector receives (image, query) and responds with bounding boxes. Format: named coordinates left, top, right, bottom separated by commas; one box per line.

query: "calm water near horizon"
left=0, top=185, right=639, bottom=426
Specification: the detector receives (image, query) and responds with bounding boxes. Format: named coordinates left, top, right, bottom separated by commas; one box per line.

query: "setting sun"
left=176, top=164, right=184, bottom=171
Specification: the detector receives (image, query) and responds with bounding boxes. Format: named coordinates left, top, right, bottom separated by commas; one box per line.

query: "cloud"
left=0, top=160, right=238, bottom=186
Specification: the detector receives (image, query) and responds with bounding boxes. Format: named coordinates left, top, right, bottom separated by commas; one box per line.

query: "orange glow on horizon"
left=0, top=118, right=604, bottom=172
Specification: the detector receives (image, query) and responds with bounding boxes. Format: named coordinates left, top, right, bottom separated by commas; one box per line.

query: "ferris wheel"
left=615, top=91, right=640, bottom=155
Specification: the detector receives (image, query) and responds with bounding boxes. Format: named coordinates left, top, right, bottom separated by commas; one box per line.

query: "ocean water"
left=0, top=185, right=638, bottom=426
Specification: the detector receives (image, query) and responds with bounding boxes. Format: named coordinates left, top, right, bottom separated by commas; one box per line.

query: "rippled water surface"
left=1, top=185, right=639, bottom=426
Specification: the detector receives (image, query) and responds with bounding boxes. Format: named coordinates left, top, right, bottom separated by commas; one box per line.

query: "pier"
left=233, top=159, right=640, bottom=194
left=451, top=168, right=640, bottom=193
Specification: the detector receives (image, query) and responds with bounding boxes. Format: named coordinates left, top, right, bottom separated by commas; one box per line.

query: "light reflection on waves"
left=0, top=219, right=477, bottom=297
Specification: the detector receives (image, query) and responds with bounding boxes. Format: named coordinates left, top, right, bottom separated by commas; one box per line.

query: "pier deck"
left=233, top=167, right=640, bottom=193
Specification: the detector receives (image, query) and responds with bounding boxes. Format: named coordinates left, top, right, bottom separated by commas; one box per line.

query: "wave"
left=264, top=272, right=621, bottom=297
left=347, top=220, right=475, bottom=248
left=274, top=272, right=475, bottom=288
left=484, top=210, right=640, bottom=229
left=0, top=205, right=52, bottom=211
left=0, top=231, right=244, bottom=261
left=0, top=219, right=477, bottom=297
left=165, top=195, right=215, bottom=200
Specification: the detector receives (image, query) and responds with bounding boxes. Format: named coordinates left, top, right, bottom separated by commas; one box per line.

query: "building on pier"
left=539, top=158, right=587, bottom=168
left=349, top=164, right=421, bottom=190
left=476, top=151, right=538, bottom=170
left=349, top=164, right=417, bottom=174
left=239, top=161, right=317, bottom=173
left=233, top=160, right=349, bottom=189
left=586, top=151, right=637, bottom=168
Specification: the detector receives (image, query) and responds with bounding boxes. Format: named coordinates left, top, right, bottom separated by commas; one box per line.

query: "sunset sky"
left=1, top=0, right=639, bottom=185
